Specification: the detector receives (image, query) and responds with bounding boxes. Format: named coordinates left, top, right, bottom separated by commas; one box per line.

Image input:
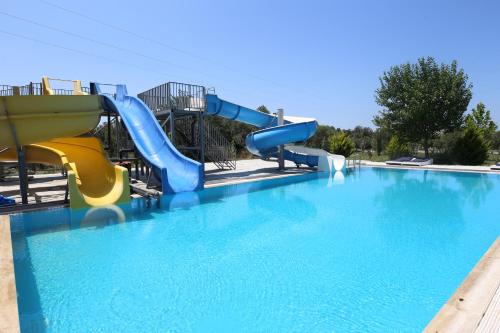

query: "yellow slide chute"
left=0, top=138, right=130, bottom=208
left=0, top=77, right=131, bottom=208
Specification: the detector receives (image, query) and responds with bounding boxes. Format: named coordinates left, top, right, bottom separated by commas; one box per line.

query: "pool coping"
left=362, top=161, right=500, bottom=174
left=424, top=236, right=500, bottom=332
left=0, top=215, right=20, bottom=333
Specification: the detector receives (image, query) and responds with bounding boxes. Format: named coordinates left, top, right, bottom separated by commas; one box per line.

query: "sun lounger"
left=491, top=163, right=500, bottom=171
left=386, top=157, right=433, bottom=166
left=401, top=158, right=433, bottom=166
left=385, top=157, right=414, bottom=165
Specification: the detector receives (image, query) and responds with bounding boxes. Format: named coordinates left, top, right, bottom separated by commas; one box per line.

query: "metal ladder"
left=346, top=154, right=362, bottom=171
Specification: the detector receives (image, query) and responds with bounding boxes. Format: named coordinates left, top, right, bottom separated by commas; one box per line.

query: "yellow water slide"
left=0, top=77, right=130, bottom=208
left=0, top=138, right=130, bottom=208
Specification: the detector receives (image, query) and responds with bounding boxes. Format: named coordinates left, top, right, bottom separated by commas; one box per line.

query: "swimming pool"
left=10, top=168, right=500, bottom=332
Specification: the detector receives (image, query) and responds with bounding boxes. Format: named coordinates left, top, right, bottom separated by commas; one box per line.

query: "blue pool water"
left=10, top=168, right=500, bottom=332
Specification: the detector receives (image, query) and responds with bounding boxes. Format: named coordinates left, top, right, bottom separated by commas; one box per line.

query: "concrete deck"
left=205, top=159, right=315, bottom=186
left=425, top=237, right=500, bottom=333
left=362, top=160, right=500, bottom=174
left=0, top=215, right=20, bottom=333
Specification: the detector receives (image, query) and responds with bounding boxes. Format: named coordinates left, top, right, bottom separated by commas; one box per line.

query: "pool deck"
left=362, top=160, right=500, bottom=174
left=425, top=237, right=500, bottom=333
left=0, top=215, right=20, bottom=333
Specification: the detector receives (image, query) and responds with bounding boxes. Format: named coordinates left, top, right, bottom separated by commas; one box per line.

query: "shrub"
left=453, top=127, right=489, bottom=165
left=385, top=136, right=411, bottom=159
left=329, top=131, right=355, bottom=157
left=431, top=131, right=462, bottom=164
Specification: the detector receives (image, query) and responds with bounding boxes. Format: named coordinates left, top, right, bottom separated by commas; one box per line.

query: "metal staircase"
left=175, top=116, right=236, bottom=170
left=138, top=82, right=236, bottom=170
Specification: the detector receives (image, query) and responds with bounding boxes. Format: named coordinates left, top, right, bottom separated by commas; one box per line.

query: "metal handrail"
left=138, top=82, right=206, bottom=113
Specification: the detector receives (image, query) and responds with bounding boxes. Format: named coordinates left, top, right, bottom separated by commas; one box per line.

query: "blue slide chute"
left=206, top=94, right=319, bottom=167
left=94, top=84, right=204, bottom=193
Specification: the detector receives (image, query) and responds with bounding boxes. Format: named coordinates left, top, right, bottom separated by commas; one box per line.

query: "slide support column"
left=277, top=108, right=285, bottom=170
left=17, top=147, right=28, bottom=204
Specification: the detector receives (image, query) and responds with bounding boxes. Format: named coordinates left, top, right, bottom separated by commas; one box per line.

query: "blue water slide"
left=93, top=83, right=204, bottom=193
left=205, top=94, right=319, bottom=166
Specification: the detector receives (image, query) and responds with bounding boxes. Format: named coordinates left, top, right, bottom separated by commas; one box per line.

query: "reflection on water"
left=372, top=168, right=497, bottom=244
left=10, top=172, right=324, bottom=237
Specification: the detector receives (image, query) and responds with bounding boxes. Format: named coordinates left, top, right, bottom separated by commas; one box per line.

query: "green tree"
left=374, top=57, right=472, bottom=157
left=256, top=105, right=270, bottom=114
left=385, top=136, right=411, bottom=159
left=351, top=126, right=374, bottom=152
left=306, top=125, right=336, bottom=150
left=465, top=102, right=497, bottom=144
left=453, top=127, right=489, bottom=165
left=493, top=131, right=500, bottom=151
left=329, top=131, right=355, bottom=157
left=374, top=127, right=391, bottom=156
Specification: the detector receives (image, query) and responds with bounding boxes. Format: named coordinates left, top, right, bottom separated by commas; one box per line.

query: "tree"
left=351, top=126, right=374, bottom=152
left=374, top=57, right=473, bottom=157
left=329, top=131, right=355, bottom=157
left=385, top=135, right=411, bottom=159
left=256, top=105, right=270, bottom=114
left=306, top=125, right=336, bottom=150
left=373, top=127, right=391, bottom=156
left=453, top=127, right=489, bottom=165
left=493, top=131, right=500, bottom=150
left=465, top=102, right=497, bottom=144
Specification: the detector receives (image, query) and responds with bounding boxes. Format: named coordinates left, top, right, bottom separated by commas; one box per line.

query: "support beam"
left=17, top=147, right=28, bottom=204
left=277, top=108, right=285, bottom=170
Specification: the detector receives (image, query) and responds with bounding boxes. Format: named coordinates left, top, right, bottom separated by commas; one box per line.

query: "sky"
left=1, top=0, right=499, bottom=128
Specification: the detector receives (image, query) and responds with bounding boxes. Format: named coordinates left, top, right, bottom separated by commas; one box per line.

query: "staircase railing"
left=204, top=119, right=237, bottom=170
left=174, top=116, right=236, bottom=170
left=346, top=153, right=362, bottom=170
left=138, top=82, right=206, bottom=114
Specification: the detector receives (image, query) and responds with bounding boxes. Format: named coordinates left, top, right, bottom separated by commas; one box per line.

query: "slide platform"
left=94, top=84, right=204, bottom=194
left=0, top=138, right=130, bottom=208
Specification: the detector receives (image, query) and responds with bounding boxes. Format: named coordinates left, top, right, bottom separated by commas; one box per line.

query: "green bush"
left=453, top=127, right=489, bottom=165
left=385, top=136, right=411, bottom=159
left=329, top=131, right=355, bottom=157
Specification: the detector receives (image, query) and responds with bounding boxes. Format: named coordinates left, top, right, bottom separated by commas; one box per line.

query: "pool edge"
left=0, top=214, right=21, bottom=333
left=424, top=236, right=500, bottom=333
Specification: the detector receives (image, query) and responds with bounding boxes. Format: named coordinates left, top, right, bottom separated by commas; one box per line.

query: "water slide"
left=0, top=138, right=130, bottom=208
left=0, top=78, right=130, bottom=208
left=205, top=94, right=345, bottom=170
left=93, top=83, right=204, bottom=194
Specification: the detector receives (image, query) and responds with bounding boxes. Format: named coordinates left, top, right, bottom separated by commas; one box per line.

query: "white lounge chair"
left=491, top=163, right=500, bottom=171
left=385, top=157, right=413, bottom=165
left=386, top=157, right=433, bottom=166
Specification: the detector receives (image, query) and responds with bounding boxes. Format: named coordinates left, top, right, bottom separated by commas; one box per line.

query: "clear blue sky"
left=1, top=0, right=499, bottom=128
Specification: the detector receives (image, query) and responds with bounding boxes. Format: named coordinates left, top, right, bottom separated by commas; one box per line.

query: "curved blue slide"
left=206, top=94, right=319, bottom=167
left=94, top=83, right=204, bottom=193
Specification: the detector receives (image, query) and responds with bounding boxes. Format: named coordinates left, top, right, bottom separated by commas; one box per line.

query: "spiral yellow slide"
left=0, top=77, right=130, bottom=208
